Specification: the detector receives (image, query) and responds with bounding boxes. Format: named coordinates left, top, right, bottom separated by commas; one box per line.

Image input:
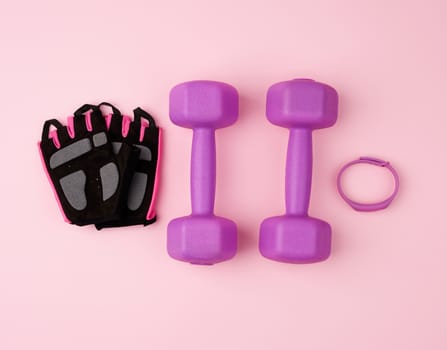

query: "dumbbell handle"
left=285, top=128, right=312, bottom=216
left=191, top=128, right=216, bottom=215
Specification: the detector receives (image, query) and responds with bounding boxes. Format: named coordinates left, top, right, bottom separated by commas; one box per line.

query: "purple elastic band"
left=337, top=157, right=400, bottom=212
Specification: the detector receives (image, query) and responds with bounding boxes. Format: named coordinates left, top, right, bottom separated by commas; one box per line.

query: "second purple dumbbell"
left=259, top=79, right=338, bottom=263
left=167, top=80, right=238, bottom=265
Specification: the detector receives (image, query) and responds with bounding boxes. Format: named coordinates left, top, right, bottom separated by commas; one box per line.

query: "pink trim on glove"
left=104, top=114, right=112, bottom=130
left=146, top=128, right=162, bottom=220
left=67, top=116, right=76, bottom=139
left=122, top=115, right=131, bottom=137
left=85, top=111, right=93, bottom=131
left=49, top=130, right=61, bottom=149
left=139, top=120, right=149, bottom=142
left=66, top=116, right=75, bottom=138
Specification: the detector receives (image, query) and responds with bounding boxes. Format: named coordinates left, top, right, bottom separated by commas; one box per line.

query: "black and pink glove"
left=39, top=105, right=139, bottom=226
left=94, top=103, right=161, bottom=229
left=39, top=103, right=161, bottom=229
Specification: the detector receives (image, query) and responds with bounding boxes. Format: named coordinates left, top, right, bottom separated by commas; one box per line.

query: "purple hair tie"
left=337, top=157, right=400, bottom=212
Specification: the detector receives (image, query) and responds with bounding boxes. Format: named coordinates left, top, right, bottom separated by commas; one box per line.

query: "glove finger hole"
left=66, top=116, right=76, bottom=138
left=74, top=105, right=102, bottom=134
left=41, top=119, right=72, bottom=149
left=133, top=107, right=156, bottom=142
left=99, top=102, right=121, bottom=116
left=133, top=107, right=155, bottom=128
left=122, top=115, right=131, bottom=137
left=42, top=119, right=63, bottom=139
left=104, top=114, right=113, bottom=130
left=48, top=130, right=61, bottom=149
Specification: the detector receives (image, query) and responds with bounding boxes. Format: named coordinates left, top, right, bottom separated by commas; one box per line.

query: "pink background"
left=1, top=0, right=446, bottom=349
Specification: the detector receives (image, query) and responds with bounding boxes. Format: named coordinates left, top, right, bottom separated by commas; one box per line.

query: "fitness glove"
left=94, top=103, right=161, bottom=229
left=39, top=105, right=139, bottom=226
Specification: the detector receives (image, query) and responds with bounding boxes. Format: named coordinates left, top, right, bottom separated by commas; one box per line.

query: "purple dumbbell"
left=259, top=79, right=338, bottom=263
left=167, top=81, right=238, bottom=265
